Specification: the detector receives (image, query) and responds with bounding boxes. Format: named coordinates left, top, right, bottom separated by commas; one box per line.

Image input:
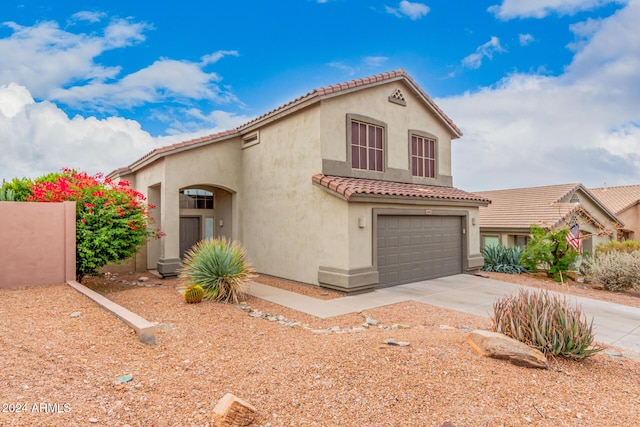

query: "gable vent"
left=388, top=89, right=407, bottom=106
left=570, top=193, right=580, bottom=204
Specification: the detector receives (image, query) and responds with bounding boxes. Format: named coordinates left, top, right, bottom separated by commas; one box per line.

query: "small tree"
left=26, top=168, right=162, bottom=281
left=521, top=225, right=579, bottom=281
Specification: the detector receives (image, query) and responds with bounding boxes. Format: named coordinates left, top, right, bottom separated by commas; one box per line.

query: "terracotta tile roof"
left=110, top=69, right=462, bottom=178
left=475, top=183, right=604, bottom=230
left=590, top=185, right=640, bottom=214
left=312, top=174, right=490, bottom=204
left=241, top=69, right=461, bottom=136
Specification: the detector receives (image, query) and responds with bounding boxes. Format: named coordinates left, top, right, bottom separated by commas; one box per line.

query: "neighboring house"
left=590, top=185, right=640, bottom=240
left=109, top=70, right=489, bottom=293
left=475, top=184, right=622, bottom=255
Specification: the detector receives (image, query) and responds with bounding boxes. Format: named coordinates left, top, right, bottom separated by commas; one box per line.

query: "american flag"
left=566, top=223, right=582, bottom=253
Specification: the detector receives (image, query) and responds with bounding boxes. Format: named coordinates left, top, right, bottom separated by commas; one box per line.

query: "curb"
left=66, top=280, right=157, bottom=344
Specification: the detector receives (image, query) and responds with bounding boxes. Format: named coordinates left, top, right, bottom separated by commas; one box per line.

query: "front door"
left=180, top=216, right=201, bottom=259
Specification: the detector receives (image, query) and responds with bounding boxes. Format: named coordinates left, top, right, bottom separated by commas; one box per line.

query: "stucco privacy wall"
left=0, top=201, right=76, bottom=288
left=239, top=104, right=350, bottom=285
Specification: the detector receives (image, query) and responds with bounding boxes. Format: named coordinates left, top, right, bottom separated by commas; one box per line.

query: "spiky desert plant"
left=184, top=285, right=204, bottom=304
left=180, top=237, right=254, bottom=304
left=481, top=244, right=527, bottom=274
left=491, top=289, right=602, bottom=360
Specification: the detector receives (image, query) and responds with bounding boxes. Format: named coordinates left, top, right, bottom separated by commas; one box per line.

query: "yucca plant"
left=180, top=237, right=254, bottom=304
left=482, top=244, right=527, bottom=274
left=491, top=289, right=602, bottom=360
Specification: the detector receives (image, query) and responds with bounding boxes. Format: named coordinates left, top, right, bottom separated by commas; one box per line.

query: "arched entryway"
left=178, top=185, right=234, bottom=259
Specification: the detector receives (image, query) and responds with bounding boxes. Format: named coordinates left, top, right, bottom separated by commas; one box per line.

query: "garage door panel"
left=377, top=215, right=462, bottom=287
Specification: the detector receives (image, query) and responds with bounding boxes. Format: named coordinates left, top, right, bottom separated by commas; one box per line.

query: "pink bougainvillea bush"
left=24, top=168, right=163, bottom=281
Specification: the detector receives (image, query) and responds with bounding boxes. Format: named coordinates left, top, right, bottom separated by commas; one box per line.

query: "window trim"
left=408, top=130, right=438, bottom=179
left=346, top=113, right=387, bottom=173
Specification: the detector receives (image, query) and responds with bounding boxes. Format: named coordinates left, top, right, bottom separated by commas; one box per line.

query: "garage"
left=377, top=215, right=463, bottom=287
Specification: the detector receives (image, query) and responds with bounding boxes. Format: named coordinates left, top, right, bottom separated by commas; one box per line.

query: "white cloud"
left=0, top=18, right=150, bottom=99
left=69, top=11, right=106, bottom=24
left=489, top=0, right=626, bottom=20
left=519, top=33, right=535, bottom=46
left=0, top=83, right=156, bottom=180
left=461, top=36, right=506, bottom=69
left=50, top=59, right=236, bottom=109
left=441, top=2, right=640, bottom=190
left=386, top=1, right=430, bottom=20
left=201, top=50, right=239, bottom=66
left=0, top=83, right=248, bottom=181
left=328, top=61, right=357, bottom=75
left=364, top=56, right=389, bottom=67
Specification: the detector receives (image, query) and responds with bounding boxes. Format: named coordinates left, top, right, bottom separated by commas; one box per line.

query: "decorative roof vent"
left=388, top=88, right=406, bottom=106
left=570, top=193, right=580, bottom=204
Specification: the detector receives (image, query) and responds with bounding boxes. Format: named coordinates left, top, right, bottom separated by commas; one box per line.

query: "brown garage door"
left=377, top=215, right=462, bottom=287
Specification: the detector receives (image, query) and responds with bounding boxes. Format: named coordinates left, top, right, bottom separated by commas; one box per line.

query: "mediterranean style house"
left=590, top=185, right=640, bottom=240
left=109, top=70, right=489, bottom=292
left=475, top=184, right=623, bottom=255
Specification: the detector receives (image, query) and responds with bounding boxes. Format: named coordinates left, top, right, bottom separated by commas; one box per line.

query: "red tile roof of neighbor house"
left=589, top=185, right=640, bottom=214
left=312, top=174, right=490, bottom=204
left=110, top=70, right=461, bottom=177
left=474, top=183, right=613, bottom=230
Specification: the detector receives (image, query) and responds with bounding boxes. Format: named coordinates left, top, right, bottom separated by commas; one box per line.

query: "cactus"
left=184, top=285, right=205, bottom=304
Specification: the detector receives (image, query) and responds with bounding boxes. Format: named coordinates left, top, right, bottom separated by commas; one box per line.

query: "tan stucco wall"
left=320, top=80, right=453, bottom=176
left=618, top=204, right=640, bottom=240
left=239, top=105, right=350, bottom=284
left=0, top=201, right=76, bottom=287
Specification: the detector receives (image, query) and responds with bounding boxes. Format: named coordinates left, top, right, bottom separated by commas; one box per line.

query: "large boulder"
left=467, top=330, right=548, bottom=369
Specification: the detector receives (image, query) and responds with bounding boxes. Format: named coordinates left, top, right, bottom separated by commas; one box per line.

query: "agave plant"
left=491, top=289, right=602, bottom=359
left=482, top=244, right=527, bottom=274
left=180, top=237, right=254, bottom=304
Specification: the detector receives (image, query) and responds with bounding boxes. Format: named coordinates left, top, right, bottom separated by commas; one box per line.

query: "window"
left=482, top=235, right=500, bottom=249
left=411, top=134, right=436, bottom=178
left=180, top=189, right=213, bottom=209
left=513, top=235, right=529, bottom=248
left=351, top=120, right=384, bottom=171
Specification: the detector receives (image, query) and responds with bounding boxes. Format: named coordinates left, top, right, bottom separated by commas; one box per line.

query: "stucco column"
left=157, top=182, right=181, bottom=278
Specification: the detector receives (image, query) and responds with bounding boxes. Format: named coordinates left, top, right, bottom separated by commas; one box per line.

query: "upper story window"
left=410, top=133, right=436, bottom=178
left=180, top=189, right=213, bottom=209
left=351, top=120, right=384, bottom=172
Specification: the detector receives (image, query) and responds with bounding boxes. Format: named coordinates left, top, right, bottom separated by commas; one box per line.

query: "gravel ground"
left=1, top=272, right=639, bottom=427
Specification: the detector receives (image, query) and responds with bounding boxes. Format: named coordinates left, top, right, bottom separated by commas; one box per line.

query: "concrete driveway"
left=248, top=274, right=640, bottom=353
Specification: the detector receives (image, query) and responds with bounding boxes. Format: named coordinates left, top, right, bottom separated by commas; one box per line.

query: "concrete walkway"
left=248, top=274, right=640, bottom=353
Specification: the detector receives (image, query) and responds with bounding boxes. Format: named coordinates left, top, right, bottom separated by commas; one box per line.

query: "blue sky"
left=1, top=0, right=638, bottom=191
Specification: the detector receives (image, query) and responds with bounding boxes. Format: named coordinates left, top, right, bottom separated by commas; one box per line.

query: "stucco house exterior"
left=590, top=185, right=640, bottom=240
left=475, top=184, right=622, bottom=255
left=109, top=70, right=489, bottom=292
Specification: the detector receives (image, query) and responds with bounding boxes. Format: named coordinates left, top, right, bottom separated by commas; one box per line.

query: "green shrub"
left=491, top=289, right=602, bottom=359
left=521, top=225, right=579, bottom=281
left=481, top=244, right=527, bottom=274
left=595, top=240, right=640, bottom=256
left=180, top=237, right=254, bottom=304
left=589, top=251, right=640, bottom=292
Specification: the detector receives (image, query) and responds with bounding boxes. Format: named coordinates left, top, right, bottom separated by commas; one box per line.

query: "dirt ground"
left=1, top=272, right=639, bottom=426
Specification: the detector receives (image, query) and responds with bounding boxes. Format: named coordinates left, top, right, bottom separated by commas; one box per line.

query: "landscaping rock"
left=384, top=339, right=410, bottom=347
left=70, top=312, right=81, bottom=318
left=365, top=317, right=380, bottom=326
left=212, top=393, right=257, bottom=427
left=466, top=330, right=549, bottom=369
